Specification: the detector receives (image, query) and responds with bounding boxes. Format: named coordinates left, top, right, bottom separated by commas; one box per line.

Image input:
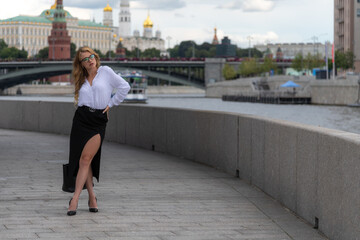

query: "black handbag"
left=62, top=164, right=75, bottom=193
left=62, top=164, right=87, bottom=193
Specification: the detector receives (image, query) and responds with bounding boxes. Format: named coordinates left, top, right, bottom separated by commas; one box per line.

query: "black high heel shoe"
left=88, top=197, right=98, bottom=213
left=67, top=198, right=77, bottom=216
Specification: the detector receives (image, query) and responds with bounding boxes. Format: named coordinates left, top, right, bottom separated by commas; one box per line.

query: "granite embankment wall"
left=206, top=77, right=360, bottom=105
left=3, top=85, right=205, bottom=95
left=1, top=100, right=359, bottom=240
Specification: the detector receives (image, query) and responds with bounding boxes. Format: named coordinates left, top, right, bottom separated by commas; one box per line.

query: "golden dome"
left=50, top=1, right=56, bottom=9
left=143, top=13, right=153, bottom=28
left=104, top=3, right=112, bottom=12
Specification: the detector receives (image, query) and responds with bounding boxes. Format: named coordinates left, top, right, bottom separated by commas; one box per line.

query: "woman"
left=67, top=46, right=130, bottom=216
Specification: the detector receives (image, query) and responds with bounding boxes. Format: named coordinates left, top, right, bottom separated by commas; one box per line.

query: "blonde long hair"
left=72, top=46, right=101, bottom=104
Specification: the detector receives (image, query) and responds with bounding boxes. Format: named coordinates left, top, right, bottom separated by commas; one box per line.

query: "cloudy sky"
left=0, top=0, right=333, bottom=48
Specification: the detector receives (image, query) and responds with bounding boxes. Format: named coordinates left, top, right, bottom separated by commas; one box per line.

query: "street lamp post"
left=247, top=36, right=253, bottom=58
left=190, top=41, right=195, bottom=58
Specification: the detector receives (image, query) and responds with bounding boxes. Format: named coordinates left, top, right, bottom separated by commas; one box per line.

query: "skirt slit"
left=68, top=107, right=107, bottom=184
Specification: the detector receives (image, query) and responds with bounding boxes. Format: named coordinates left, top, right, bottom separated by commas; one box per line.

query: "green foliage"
left=178, top=41, right=195, bottom=57
left=168, top=41, right=217, bottom=58
left=142, top=48, right=160, bottom=58
left=238, top=58, right=262, bottom=77
left=106, top=50, right=115, bottom=58
left=0, top=39, right=8, bottom=52
left=237, top=48, right=263, bottom=58
left=70, top=43, right=77, bottom=58
left=18, top=48, right=28, bottom=59
left=168, top=45, right=179, bottom=58
left=0, top=46, right=28, bottom=59
left=304, top=53, right=325, bottom=70
left=292, top=53, right=324, bottom=71
left=262, top=57, right=276, bottom=73
left=335, top=50, right=354, bottom=70
left=95, top=49, right=106, bottom=58
left=292, top=53, right=304, bottom=72
left=36, top=47, right=49, bottom=59
left=222, top=63, right=237, bottom=80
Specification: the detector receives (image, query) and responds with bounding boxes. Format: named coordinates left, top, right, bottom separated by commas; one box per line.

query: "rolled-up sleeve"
left=106, top=67, right=131, bottom=108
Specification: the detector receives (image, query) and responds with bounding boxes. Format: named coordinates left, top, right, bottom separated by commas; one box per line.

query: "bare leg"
left=68, top=134, right=101, bottom=211
left=86, top=167, right=98, bottom=208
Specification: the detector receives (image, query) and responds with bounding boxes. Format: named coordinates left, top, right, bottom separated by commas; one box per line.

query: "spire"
left=212, top=27, right=219, bottom=45
left=53, top=0, right=66, bottom=22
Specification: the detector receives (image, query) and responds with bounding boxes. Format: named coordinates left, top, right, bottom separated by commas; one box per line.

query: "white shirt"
left=78, top=66, right=130, bottom=109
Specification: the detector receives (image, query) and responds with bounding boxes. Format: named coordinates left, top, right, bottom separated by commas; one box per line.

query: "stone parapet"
left=0, top=99, right=359, bottom=239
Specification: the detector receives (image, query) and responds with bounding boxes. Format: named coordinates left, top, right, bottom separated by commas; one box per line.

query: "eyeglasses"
left=81, top=54, right=95, bottom=62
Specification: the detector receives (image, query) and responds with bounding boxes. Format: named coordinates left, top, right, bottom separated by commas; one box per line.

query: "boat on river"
left=116, top=70, right=148, bottom=103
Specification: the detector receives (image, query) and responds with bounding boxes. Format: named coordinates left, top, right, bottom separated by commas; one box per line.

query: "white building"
left=254, top=42, right=333, bottom=59
left=120, top=12, right=165, bottom=52
left=103, top=3, right=113, bottom=27
left=0, top=1, right=115, bottom=57
left=118, top=0, right=131, bottom=37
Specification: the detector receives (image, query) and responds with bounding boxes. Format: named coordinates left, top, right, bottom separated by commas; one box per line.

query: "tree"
left=238, top=58, right=261, bottom=77
left=18, top=48, right=28, bottom=59
left=237, top=48, right=263, bottom=58
left=344, top=50, right=355, bottom=69
left=0, top=47, right=28, bottom=59
left=303, top=53, right=324, bottom=71
left=0, top=39, right=8, bottom=52
left=178, top=41, right=195, bottom=57
left=36, top=47, right=49, bottom=59
left=262, top=57, right=276, bottom=73
left=222, top=63, right=237, bottom=80
left=70, top=43, right=77, bottom=58
left=142, top=48, right=160, bottom=58
left=95, top=49, right=106, bottom=58
left=292, top=53, right=304, bottom=72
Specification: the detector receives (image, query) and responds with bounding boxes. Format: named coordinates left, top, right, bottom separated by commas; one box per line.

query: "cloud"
left=231, top=31, right=279, bottom=47
left=59, top=0, right=105, bottom=9
left=242, top=0, right=275, bottom=12
left=132, top=0, right=186, bottom=10
left=218, top=0, right=275, bottom=12
left=49, top=0, right=186, bottom=10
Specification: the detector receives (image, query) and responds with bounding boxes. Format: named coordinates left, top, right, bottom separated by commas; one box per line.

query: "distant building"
left=254, top=42, right=332, bottom=59
left=216, top=37, right=237, bottom=57
left=334, top=0, right=360, bottom=71
left=118, top=0, right=131, bottom=37
left=120, top=12, right=165, bottom=52
left=0, top=0, right=113, bottom=57
left=103, top=3, right=113, bottom=27
left=276, top=47, right=283, bottom=60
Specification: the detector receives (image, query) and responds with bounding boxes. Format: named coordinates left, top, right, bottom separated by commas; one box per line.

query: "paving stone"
left=0, top=129, right=327, bottom=239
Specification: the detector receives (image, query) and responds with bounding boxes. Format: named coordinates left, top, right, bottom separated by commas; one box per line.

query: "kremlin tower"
left=48, top=0, right=71, bottom=60
left=212, top=28, right=219, bottom=45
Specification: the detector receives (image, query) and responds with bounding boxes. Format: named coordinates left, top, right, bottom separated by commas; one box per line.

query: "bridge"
left=0, top=59, right=292, bottom=90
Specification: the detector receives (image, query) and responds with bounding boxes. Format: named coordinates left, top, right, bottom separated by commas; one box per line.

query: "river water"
left=1, top=94, right=360, bottom=135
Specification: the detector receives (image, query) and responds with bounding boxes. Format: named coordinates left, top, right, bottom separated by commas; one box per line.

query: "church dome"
left=143, top=14, right=153, bottom=28
left=40, top=1, right=73, bottom=19
left=51, top=2, right=56, bottom=9
left=104, top=3, right=112, bottom=12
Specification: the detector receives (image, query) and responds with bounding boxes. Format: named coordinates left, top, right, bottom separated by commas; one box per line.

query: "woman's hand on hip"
left=103, top=106, right=110, bottom=119
left=103, top=106, right=110, bottom=114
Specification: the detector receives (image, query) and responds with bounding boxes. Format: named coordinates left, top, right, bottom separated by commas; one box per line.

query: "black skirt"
left=67, top=106, right=108, bottom=183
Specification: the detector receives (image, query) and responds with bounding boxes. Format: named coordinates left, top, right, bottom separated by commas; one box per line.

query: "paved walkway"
left=0, top=128, right=327, bottom=240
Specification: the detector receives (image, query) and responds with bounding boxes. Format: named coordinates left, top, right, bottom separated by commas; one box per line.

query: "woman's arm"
left=105, top=66, right=131, bottom=108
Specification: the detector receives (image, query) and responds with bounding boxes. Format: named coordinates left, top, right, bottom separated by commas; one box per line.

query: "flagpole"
left=325, top=41, right=329, bottom=80
left=332, top=43, right=335, bottom=79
